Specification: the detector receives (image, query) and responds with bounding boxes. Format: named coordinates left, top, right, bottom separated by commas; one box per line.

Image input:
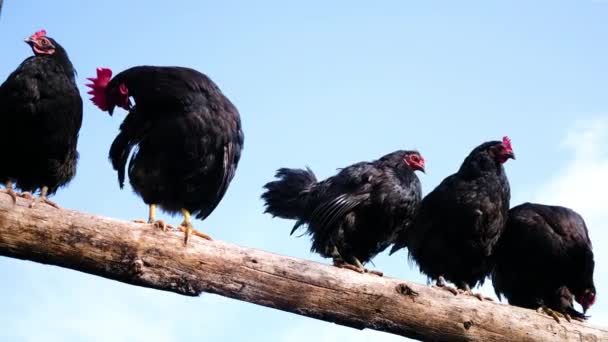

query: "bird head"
left=404, top=151, right=426, bottom=173
left=576, top=288, right=596, bottom=314
left=24, top=29, right=56, bottom=55
left=489, top=136, right=515, bottom=164
left=86, top=68, right=131, bottom=115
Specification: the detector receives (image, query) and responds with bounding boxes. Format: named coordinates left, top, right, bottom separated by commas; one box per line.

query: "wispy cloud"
left=533, top=118, right=608, bottom=218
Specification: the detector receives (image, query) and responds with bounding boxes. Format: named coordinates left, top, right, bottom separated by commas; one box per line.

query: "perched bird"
left=86, top=66, right=244, bottom=245
left=492, top=203, right=596, bottom=322
left=262, top=150, right=425, bottom=275
left=0, top=30, right=83, bottom=207
left=391, top=137, right=514, bottom=298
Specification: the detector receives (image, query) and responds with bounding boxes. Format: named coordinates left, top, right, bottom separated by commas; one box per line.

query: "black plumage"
left=492, top=202, right=596, bottom=320
left=87, top=66, right=243, bottom=244
left=391, top=137, right=514, bottom=293
left=0, top=30, right=82, bottom=206
left=262, top=150, right=425, bottom=274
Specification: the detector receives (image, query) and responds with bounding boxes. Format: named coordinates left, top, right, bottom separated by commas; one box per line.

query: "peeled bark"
left=0, top=195, right=606, bottom=341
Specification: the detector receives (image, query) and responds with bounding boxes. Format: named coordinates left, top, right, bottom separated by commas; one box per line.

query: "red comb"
left=31, top=30, right=47, bottom=40
left=502, top=136, right=513, bottom=151
left=85, top=68, right=113, bottom=111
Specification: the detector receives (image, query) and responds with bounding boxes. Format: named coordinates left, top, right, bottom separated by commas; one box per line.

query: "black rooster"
left=0, top=30, right=82, bottom=207
left=492, top=203, right=596, bottom=322
left=262, top=150, right=425, bottom=275
left=391, top=137, right=514, bottom=297
left=86, top=66, right=244, bottom=245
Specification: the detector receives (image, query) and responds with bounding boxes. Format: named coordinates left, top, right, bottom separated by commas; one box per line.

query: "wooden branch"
left=0, top=195, right=605, bottom=341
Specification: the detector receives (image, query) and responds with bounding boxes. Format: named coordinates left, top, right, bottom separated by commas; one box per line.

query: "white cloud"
left=534, top=118, right=608, bottom=219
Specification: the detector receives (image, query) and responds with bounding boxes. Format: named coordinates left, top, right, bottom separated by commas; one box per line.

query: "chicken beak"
left=508, top=152, right=516, bottom=160
left=24, top=37, right=34, bottom=45
left=108, top=105, right=115, bottom=116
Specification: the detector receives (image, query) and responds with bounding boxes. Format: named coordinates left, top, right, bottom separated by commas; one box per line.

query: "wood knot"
left=463, top=321, right=473, bottom=330
left=395, top=283, right=419, bottom=298
left=132, top=259, right=144, bottom=275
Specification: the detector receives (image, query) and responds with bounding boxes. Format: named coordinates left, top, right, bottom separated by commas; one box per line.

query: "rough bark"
left=0, top=195, right=605, bottom=341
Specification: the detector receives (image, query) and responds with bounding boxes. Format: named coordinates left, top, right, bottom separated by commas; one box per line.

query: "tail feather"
left=109, top=109, right=146, bottom=189
left=262, top=167, right=317, bottom=221
left=109, top=131, right=137, bottom=188
left=290, top=220, right=307, bottom=236
left=389, top=237, right=407, bottom=255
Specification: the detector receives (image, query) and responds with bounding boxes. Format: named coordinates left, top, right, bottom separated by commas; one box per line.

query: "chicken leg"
left=434, top=275, right=459, bottom=296
left=178, top=208, right=212, bottom=245
left=133, top=204, right=171, bottom=231
left=330, top=246, right=383, bottom=276
left=2, top=180, right=17, bottom=205
left=28, top=186, right=59, bottom=209
left=458, top=283, right=494, bottom=301
left=538, top=305, right=570, bottom=323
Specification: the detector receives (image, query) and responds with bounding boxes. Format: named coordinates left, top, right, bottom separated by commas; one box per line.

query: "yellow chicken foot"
left=458, top=284, right=494, bottom=301
left=331, top=246, right=364, bottom=273
left=133, top=204, right=172, bottom=231
left=537, top=305, right=569, bottom=323
left=332, top=254, right=383, bottom=276
left=2, top=181, right=17, bottom=206
left=19, top=192, right=34, bottom=200
left=434, top=275, right=459, bottom=296
left=29, top=186, right=59, bottom=209
left=178, top=208, right=212, bottom=245
left=333, top=259, right=365, bottom=273
left=351, top=256, right=383, bottom=277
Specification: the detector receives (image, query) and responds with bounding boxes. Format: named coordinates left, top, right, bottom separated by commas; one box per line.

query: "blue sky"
left=0, top=1, right=607, bottom=341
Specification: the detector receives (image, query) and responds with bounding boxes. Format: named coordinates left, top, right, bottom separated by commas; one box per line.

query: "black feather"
left=395, top=140, right=512, bottom=289
left=262, top=150, right=423, bottom=265
left=0, top=35, right=82, bottom=196
left=105, top=66, right=244, bottom=220
left=492, top=203, right=595, bottom=318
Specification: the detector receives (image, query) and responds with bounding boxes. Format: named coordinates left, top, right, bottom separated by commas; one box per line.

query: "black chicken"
left=391, top=137, right=514, bottom=298
left=262, top=150, right=425, bottom=275
left=0, top=30, right=82, bottom=207
left=492, top=203, right=596, bottom=322
left=86, top=66, right=244, bottom=245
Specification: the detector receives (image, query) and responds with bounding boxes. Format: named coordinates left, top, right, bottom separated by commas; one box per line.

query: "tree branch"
left=0, top=195, right=605, bottom=341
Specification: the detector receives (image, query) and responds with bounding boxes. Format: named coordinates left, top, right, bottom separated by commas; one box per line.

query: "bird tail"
left=109, top=131, right=137, bottom=189
left=389, top=236, right=407, bottom=255
left=262, top=167, right=317, bottom=223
